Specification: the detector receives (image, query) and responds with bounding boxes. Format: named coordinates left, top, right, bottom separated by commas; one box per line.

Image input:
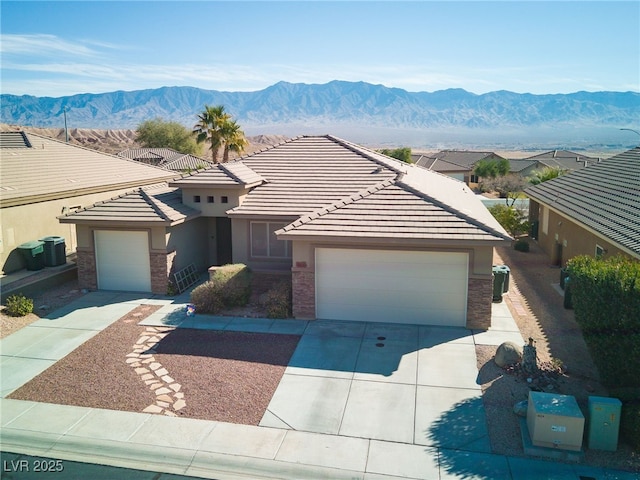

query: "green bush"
left=613, top=388, right=640, bottom=451
left=261, top=281, right=292, bottom=319
left=488, top=204, right=529, bottom=238
left=5, top=294, right=34, bottom=317
left=514, top=239, right=530, bottom=252
left=190, top=264, right=252, bottom=313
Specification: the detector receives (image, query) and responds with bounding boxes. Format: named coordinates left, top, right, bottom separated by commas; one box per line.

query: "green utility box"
left=40, top=236, right=66, bottom=267
left=588, top=396, right=621, bottom=451
left=17, top=240, right=45, bottom=271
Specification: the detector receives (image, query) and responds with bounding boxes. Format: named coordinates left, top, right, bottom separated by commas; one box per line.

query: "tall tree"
left=136, top=118, right=202, bottom=155
left=193, top=105, right=230, bottom=163
left=221, top=119, right=248, bottom=162
left=474, top=158, right=510, bottom=179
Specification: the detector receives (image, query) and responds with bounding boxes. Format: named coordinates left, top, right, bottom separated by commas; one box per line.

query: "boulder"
left=494, top=341, right=523, bottom=367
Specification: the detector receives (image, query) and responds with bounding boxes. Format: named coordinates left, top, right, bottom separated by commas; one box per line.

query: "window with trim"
left=250, top=222, right=291, bottom=258
left=207, top=196, right=214, bottom=203
left=469, top=174, right=479, bottom=183
left=595, top=244, right=605, bottom=258
left=194, top=195, right=201, bottom=203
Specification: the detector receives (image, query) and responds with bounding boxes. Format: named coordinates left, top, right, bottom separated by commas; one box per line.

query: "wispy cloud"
left=0, top=34, right=102, bottom=58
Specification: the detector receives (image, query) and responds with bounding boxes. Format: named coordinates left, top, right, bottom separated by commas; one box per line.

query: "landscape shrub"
left=190, top=264, right=252, bottom=314
left=261, top=281, right=292, bottom=319
left=4, top=294, right=34, bottom=317
left=566, top=255, right=640, bottom=451
left=488, top=204, right=529, bottom=238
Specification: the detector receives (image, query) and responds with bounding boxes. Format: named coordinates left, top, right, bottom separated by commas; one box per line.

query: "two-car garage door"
left=95, top=230, right=151, bottom=292
left=315, top=248, right=468, bottom=326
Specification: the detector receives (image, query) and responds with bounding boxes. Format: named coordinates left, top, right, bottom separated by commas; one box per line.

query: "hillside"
left=0, top=124, right=288, bottom=157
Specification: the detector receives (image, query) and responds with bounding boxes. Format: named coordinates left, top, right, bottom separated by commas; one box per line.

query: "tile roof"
left=226, top=136, right=399, bottom=217
left=59, top=183, right=200, bottom=226
left=414, top=150, right=504, bottom=169
left=522, top=150, right=599, bottom=170
left=0, top=132, right=178, bottom=207
left=277, top=180, right=510, bottom=242
left=525, top=147, right=640, bottom=258
left=415, top=156, right=470, bottom=172
left=118, top=148, right=212, bottom=171
left=508, top=159, right=538, bottom=173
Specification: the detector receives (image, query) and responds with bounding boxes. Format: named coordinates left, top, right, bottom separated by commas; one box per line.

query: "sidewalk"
left=0, top=291, right=635, bottom=479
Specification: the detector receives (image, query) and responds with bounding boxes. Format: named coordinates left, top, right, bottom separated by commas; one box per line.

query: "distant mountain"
left=2, top=81, right=638, bottom=150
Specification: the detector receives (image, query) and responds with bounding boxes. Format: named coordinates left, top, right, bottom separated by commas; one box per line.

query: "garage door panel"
left=316, top=248, right=468, bottom=326
left=95, top=230, right=151, bottom=292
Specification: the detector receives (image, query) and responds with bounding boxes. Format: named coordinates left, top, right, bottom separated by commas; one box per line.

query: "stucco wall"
left=1, top=188, right=138, bottom=273
left=180, top=187, right=247, bottom=217
left=166, top=217, right=210, bottom=273
left=530, top=201, right=632, bottom=265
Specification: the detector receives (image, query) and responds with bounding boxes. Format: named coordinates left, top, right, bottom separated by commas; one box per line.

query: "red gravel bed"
left=8, top=305, right=300, bottom=425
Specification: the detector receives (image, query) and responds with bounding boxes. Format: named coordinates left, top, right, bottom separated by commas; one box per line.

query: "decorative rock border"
left=126, top=325, right=186, bottom=416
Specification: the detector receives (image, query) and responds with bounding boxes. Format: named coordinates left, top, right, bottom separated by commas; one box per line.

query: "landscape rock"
left=494, top=341, right=523, bottom=368
left=513, top=400, right=528, bottom=417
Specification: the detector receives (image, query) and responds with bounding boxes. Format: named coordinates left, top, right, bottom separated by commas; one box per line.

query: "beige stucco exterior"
left=529, top=200, right=634, bottom=265
left=1, top=187, right=149, bottom=274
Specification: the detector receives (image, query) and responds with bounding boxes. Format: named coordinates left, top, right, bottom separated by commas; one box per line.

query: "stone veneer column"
left=466, top=275, right=493, bottom=330
left=292, top=267, right=316, bottom=320
left=150, top=251, right=173, bottom=295
left=76, top=247, right=97, bottom=291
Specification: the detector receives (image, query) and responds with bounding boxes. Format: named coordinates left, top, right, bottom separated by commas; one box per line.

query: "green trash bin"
left=40, top=236, right=66, bottom=267
left=492, top=267, right=506, bottom=302
left=17, top=240, right=45, bottom=271
left=492, top=265, right=510, bottom=295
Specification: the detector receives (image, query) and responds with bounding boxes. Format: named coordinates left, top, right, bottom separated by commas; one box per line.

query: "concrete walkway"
left=0, top=292, right=635, bottom=479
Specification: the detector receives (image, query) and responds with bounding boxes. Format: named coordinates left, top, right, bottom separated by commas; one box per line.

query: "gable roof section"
left=522, top=150, right=599, bottom=170
left=415, top=150, right=504, bottom=170
left=59, top=183, right=200, bottom=226
left=277, top=179, right=510, bottom=243
left=525, top=147, right=640, bottom=258
left=508, top=159, right=538, bottom=173
left=119, top=148, right=212, bottom=171
left=168, top=161, right=266, bottom=189
left=0, top=132, right=178, bottom=207
left=226, top=135, right=398, bottom=217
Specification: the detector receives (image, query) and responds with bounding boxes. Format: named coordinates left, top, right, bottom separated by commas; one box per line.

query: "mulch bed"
left=8, top=304, right=300, bottom=425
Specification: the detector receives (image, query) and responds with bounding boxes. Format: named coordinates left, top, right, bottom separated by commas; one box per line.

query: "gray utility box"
left=527, top=391, right=585, bottom=451
left=588, top=396, right=621, bottom=451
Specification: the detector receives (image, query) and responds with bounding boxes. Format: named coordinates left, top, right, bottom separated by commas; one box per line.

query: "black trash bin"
left=492, top=264, right=510, bottom=297
left=17, top=240, right=45, bottom=271
left=563, top=277, right=573, bottom=309
left=560, top=267, right=569, bottom=290
left=40, top=236, right=66, bottom=267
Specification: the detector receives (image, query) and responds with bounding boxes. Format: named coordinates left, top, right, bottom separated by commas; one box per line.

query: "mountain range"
left=2, top=81, right=639, bottom=150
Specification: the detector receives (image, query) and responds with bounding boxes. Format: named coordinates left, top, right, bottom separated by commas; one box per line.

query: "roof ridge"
left=325, top=134, right=406, bottom=174
left=395, top=178, right=512, bottom=241
left=139, top=187, right=172, bottom=222
left=281, top=179, right=394, bottom=232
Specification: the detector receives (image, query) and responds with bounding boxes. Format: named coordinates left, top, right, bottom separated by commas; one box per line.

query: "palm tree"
left=221, top=119, right=248, bottom=162
left=193, top=105, right=229, bottom=163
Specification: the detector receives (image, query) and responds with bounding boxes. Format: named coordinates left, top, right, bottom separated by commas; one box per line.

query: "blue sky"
left=1, top=1, right=639, bottom=97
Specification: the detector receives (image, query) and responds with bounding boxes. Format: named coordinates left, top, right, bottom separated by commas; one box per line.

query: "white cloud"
left=0, top=34, right=100, bottom=58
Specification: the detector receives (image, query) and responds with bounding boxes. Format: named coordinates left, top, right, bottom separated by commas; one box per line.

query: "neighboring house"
left=60, top=135, right=512, bottom=329
left=412, top=151, right=508, bottom=189
left=516, top=150, right=600, bottom=178
left=0, top=131, right=178, bottom=274
left=118, top=148, right=212, bottom=172
left=526, top=147, right=640, bottom=266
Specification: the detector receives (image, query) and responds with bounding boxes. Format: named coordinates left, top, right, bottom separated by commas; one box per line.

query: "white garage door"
left=316, top=248, right=468, bottom=326
left=95, top=230, right=151, bottom=292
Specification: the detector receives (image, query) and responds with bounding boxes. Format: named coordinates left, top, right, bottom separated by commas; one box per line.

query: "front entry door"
left=216, top=217, right=233, bottom=266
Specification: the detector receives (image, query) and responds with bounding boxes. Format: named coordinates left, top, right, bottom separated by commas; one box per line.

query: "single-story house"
left=412, top=151, right=508, bottom=189
left=515, top=150, right=600, bottom=178
left=526, top=147, right=640, bottom=265
left=118, top=148, right=212, bottom=172
left=60, top=135, right=512, bottom=329
left=0, top=131, right=178, bottom=273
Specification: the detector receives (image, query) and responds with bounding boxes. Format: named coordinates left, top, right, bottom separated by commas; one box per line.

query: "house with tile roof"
left=525, top=147, right=640, bottom=266
left=0, top=131, right=178, bottom=274
left=118, top=148, right=212, bottom=172
left=60, top=135, right=512, bottom=329
left=520, top=150, right=600, bottom=176
left=412, top=151, right=508, bottom=189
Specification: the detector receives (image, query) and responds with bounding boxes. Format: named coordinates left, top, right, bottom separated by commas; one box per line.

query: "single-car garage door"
left=316, top=248, right=468, bottom=326
left=95, top=230, right=151, bottom=292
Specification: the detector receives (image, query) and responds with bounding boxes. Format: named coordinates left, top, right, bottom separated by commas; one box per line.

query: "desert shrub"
left=261, top=281, right=292, bottom=319
left=5, top=294, right=34, bottom=317
left=488, top=204, right=529, bottom=238
left=190, top=264, right=252, bottom=313
left=513, top=239, right=530, bottom=252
